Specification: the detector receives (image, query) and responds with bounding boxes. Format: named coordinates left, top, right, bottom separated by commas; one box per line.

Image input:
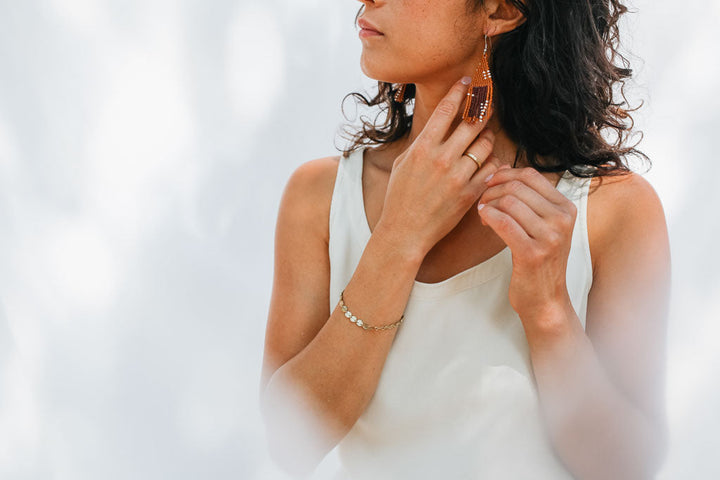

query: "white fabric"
left=327, top=146, right=593, bottom=479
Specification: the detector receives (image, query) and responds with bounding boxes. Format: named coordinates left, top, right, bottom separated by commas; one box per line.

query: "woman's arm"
left=260, top=157, right=423, bottom=476
left=261, top=77, right=501, bottom=476
left=478, top=170, right=670, bottom=479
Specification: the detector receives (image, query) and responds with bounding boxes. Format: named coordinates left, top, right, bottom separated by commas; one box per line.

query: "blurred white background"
left=0, top=1, right=717, bottom=478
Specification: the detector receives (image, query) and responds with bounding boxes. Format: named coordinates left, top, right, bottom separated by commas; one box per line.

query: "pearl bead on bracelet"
left=338, top=289, right=405, bottom=331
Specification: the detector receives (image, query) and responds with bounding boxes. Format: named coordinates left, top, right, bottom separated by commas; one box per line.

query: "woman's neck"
left=383, top=81, right=521, bottom=169
left=385, top=117, right=521, bottom=171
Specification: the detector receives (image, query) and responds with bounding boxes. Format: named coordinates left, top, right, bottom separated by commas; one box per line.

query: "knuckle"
left=436, top=99, right=457, bottom=118
left=546, top=231, right=562, bottom=248
left=497, top=215, right=512, bottom=231
left=477, top=137, right=494, bottom=153
left=521, top=167, right=538, bottom=181
left=459, top=189, right=476, bottom=204
left=484, top=163, right=500, bottom=178
left=408, top=144, right=432, bottom=165
left=432, top=153, right=452, bottom=170
left=532, top=249, right=550, bottom=264
left=449, top=172, right=465, bottom=187
left=555, top=208, right=575, bottom=230
left=412, top=139, right=431, bottom=156
left=566, top=203, right=578, bottom=221
left=507, top=180, right=523, bottom=194
left=498, top=195, right=516, bottom=210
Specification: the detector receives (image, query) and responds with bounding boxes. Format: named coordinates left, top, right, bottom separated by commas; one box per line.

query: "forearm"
left=261, top=226, right=422, bottom=473
left=522, top=302, right=665, bottom=480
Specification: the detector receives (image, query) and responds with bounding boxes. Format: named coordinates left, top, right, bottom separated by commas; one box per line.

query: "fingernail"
left=477, top=203, right=485, bottom=211
left=461, top=76, right=472, bottom=85
left=484, top=173, right=494, bottom=183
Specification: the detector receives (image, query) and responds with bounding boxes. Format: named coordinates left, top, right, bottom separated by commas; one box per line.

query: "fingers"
left=456, top=127, right=496, bottom=180
left=479, top=177, right=556, bottom=219
left=477, top=166, right=578, bottom=253
left=466, top=153, right=501, bottom=192
left=417, top=77, right=480, bottom=146
left=483, top=194, right=546, bottom=239
left=485, top=167, right=568, bottom=206
left=444, top=106, right=494, bottom=156
left=476, top=203, right=532, bottom=252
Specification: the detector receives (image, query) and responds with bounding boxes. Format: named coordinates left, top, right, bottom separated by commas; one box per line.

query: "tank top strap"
left=328, top=148, right=372, bottom=312
left=555, top=170, right=592, bottom=203
left=329, top=148, right=372, bottom=243
left=328, top=152, right=349, bottom=231
left=555, top=171, right=594, bottom=328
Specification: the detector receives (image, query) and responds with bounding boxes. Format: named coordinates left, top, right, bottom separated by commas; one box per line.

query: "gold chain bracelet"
left=338, top=289, right=405, bottom=331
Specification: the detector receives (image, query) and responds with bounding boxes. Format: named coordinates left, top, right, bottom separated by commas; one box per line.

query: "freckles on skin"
left=402, top=1, right=482, bottom=65
left=359, top=0, right=487, bottom=81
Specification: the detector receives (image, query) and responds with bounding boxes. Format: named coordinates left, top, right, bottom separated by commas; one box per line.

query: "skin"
left=261, top=0, right=670, bottom=478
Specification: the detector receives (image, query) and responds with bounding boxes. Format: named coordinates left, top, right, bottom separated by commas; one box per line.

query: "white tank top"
left=327, top=146, right=593, bottom=479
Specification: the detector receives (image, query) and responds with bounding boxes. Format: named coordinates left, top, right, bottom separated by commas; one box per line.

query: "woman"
left=261, top=0, right=670, bottom=478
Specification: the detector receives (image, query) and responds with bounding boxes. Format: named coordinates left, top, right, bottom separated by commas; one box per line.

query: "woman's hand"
left=477, top=165, right=577, bottom=321
left=374, top=77, right=501, bottom=259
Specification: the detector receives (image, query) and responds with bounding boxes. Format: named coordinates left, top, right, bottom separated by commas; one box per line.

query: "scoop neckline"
left=354, top=146, right=537, bottom=296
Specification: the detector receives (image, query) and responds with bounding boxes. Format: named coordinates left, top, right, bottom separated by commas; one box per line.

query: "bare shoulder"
left=287, top=154, right=341, bottom=187
left=588, top=171, right=664, bottom=211
left=280, top=155, right=342, bottom=242
left=586, top=171, right=668, bottom=274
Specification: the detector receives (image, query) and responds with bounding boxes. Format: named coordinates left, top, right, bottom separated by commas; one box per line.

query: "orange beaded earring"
left=462, top=34, right=494, bottom=124
left=393, top=83, right=408, bottom=103
left=393, top=34, right=493, bottom=115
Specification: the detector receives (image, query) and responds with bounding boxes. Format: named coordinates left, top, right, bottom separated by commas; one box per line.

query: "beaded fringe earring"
left=393, top=83, right=408, bottom=103
left=393, top=34, right=493, bottom=115
left=462, top=34, right=493, bottom=124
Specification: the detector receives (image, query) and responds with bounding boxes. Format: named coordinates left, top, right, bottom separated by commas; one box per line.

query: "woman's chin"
left=360, top=67, right=400, bottom=85
left=359, top=57, right=398, bottom=83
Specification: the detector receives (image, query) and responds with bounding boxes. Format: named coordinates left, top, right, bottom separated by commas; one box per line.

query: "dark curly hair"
left=338, top=0, right=648, bottom=178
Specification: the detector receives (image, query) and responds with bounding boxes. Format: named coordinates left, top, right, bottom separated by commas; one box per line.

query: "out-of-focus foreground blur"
left=0, top=1, right=717, bottom=478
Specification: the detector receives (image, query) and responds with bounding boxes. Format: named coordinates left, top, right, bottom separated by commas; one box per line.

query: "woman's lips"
left=359, top=28, right=383, bottom=38
left=358, top=18, right=383, bottom=36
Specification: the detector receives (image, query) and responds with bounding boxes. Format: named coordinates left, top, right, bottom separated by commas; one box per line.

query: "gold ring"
left=462, top=151, right=483, bottom=169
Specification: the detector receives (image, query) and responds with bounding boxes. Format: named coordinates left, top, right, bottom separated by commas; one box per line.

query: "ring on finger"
left=462, top=151, right=483, bottom=170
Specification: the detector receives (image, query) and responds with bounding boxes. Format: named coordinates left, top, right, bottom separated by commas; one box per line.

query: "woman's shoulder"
left=586, top=171, right=668, bottom=272
left=279, top=155, right=342, bottom=242
left=588, top=170, right=661, bottom=201
left=286, top=154, right=342, bottom=191
left=587, top=171, right=665, bottom=225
